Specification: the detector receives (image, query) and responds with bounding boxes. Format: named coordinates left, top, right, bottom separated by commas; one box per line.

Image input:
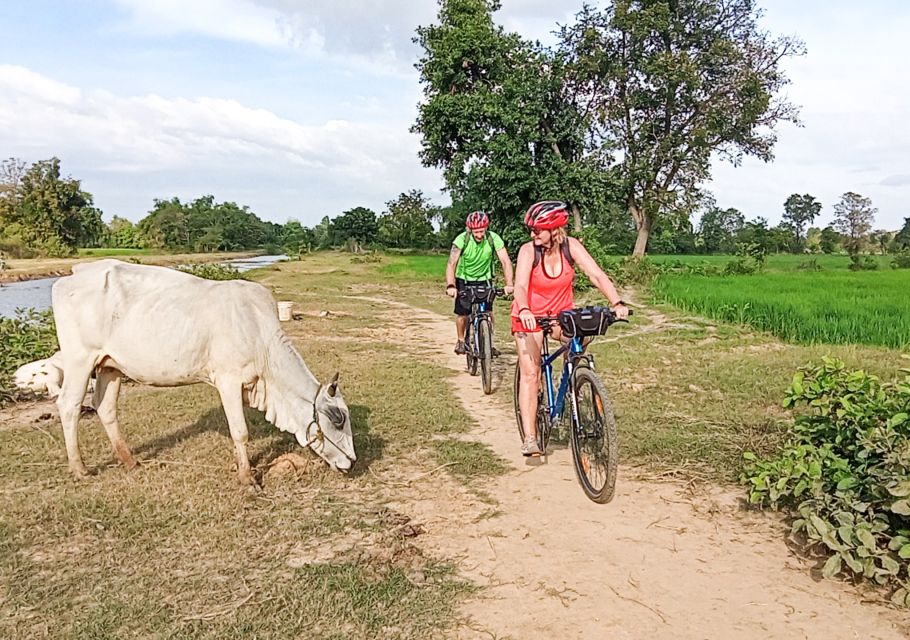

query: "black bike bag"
left=558, top=306, right=615, bottom=338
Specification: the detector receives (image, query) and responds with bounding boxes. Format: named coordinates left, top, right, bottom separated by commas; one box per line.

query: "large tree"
left=0, top=157, right=102, bottom=256
left=699, top=203, right=744, bottom=254
left=413, top=0, right=612, bottom=237
left=333, top=207, right=379, bottom=246
left=892, top=217, right=910, bottom=251
left=782, top=193, right=821, bottom=250
left=818, top=225, right=842, bottom=254
left=560, top=0, right=803, bottom=256
left=832, top=192, right=876, bottom=259
left=378, top=190, right=437, bottom=249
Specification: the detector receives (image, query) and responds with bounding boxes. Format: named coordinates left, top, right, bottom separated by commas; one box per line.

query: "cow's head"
left=12, top=358, right=62, bottom=397
left=296, top=373, right=356, bottom=472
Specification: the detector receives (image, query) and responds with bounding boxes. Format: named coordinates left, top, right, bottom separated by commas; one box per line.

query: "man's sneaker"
left=521, top=437, right=541, bottom=457
left=454, top=341, right=466, bottom=355
left=491, top=346, right=502, bottom=358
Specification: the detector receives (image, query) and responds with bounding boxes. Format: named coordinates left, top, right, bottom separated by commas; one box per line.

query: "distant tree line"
left=2, top=157, right=906, bottom=261
left=0, top=157, right=467, bottom=258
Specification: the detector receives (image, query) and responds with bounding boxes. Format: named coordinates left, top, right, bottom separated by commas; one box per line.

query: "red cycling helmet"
left=524, top=201, right=569, bottom=230
left=465, top=211, right=490, bottom=230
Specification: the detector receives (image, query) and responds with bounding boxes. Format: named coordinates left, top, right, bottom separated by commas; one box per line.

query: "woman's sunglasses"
left=527, top=226, right=546, bottom=236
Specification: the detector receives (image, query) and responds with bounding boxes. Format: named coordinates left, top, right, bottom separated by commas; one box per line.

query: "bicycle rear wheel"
left=513, top=362, right=551, bottom=453
left=465, top=320, right=478, bottom=375
left=479, top=318, right=493, bottom=394
left=570, top=366, right=618, bottom=503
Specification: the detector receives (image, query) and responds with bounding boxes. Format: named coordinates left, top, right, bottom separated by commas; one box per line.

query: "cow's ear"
left=327, top=372, right=339, bottom=398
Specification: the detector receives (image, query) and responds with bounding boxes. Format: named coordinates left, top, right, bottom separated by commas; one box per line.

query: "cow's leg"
left=56, top=362, right=94, bottom=478
left=93, top=368, right=137, bottom=470
left=216, top=380, right=255, bottom=486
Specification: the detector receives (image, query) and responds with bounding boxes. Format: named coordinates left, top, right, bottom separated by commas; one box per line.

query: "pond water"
left=0, top=255, right=288, bottom=318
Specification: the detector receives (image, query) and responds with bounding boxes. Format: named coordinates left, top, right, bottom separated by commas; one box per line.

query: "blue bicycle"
left=512, top=306, right=629, bottom=503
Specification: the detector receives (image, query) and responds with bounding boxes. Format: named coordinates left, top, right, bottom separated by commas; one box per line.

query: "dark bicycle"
left=460, top=284, right=504, bottom=395
left=512, top=306, right=630, bottom=504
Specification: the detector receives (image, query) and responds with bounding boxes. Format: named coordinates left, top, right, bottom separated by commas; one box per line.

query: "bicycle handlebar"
left=535, top=306, right=632, bottom=331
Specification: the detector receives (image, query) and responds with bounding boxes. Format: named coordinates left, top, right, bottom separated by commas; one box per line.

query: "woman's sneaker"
left=521, top=437, right=541, bottom=457
left=454, top=341, right=466, bottom=355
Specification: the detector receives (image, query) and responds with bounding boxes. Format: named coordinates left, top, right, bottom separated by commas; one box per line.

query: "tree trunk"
left=570, top=202, right=583, bottom=234
left=629, top=200, right=651, bottom=258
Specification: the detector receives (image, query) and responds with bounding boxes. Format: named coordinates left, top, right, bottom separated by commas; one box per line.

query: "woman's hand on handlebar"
left=504, top=285, right=514, bottom=296
left=612, top=302, right=630, bottom=320
left=519, top=308, right=537, bottom=331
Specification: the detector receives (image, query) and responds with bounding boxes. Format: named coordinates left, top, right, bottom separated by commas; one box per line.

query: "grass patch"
left=378, top=254, right=447, bottom=279
left=0, top=254, right=489, bottom=637
left=652, top=270, right=910, bottom=348
left=589, top=304, right=910, bottom=480
left=434, top=440, right=508, bottom=480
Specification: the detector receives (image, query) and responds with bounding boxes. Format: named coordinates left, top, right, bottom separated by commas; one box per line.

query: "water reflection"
left=0, top=255, right=288, bottom=318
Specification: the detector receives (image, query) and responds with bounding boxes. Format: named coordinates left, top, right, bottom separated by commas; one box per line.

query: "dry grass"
left=0, top=253, right=481, bottom=639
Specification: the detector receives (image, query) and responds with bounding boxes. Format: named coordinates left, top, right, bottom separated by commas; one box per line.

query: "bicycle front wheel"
left=570, top=366, right=618, bottom=504
left=479, top=318, right=493, bottom=394
left=465, top=320, right=478, bottom=375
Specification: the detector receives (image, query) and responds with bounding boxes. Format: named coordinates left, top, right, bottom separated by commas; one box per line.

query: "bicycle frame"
left=469, top=300, right=491, bottom=350
left=540, top=334, right=588, bottom=424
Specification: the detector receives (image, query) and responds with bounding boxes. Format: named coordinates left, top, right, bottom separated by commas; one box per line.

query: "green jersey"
left=453, top=231, right=504, bottom=281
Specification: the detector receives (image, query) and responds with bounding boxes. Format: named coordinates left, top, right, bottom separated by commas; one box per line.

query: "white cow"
left=13, top=352, right=64, bottom=397
left=51, top=259, right=356, bottom=483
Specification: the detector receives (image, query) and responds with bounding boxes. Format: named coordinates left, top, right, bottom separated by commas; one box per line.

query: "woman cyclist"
left=511, top=201, right=629, bottom=456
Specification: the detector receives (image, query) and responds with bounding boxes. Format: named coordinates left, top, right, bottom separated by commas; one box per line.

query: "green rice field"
left=375, top=252, right=909, bottom=348
left=653, top=270, right=910, bottom=348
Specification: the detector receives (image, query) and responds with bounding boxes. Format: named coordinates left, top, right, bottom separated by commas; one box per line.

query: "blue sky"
left=0, top=0, right=908, bottom=231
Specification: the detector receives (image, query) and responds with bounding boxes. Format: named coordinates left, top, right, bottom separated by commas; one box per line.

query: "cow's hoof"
left=70, top=466, right=92, bottom=479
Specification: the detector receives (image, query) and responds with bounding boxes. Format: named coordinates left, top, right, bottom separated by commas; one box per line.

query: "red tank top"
left=511, top=245, right=575, bottom=318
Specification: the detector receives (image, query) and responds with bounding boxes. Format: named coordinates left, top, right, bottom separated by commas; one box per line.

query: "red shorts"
left=511, top=315, right=541, bottom=334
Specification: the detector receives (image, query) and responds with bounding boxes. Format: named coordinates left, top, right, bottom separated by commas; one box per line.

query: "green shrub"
left=176, top=263, right=245, bottom=280
left=849, top=255, right=879, bottom=271
left=742, top=357, right=910, bottom=605
left=0, top=309, right=58, bottom=404
left=891, top=252, right=910, bottom=270
left=723, top=257, right=760, bottom=275
left=796, top=258, right=823, bottom=272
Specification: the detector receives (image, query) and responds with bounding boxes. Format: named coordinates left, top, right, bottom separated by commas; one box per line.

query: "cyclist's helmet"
left=524, top=201, right=569, bottom=230
left=465, top=211, right=490, bottom=230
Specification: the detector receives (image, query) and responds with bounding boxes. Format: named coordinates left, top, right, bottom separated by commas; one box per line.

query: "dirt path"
left=362, top=296, right=908, bottom=640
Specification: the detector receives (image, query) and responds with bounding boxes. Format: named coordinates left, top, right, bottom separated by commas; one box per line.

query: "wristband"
left=446, top=284, right=456, bottom=290
left=612, top=300, right=626, bottom=306
left=518, top=307, right=531, bottom=313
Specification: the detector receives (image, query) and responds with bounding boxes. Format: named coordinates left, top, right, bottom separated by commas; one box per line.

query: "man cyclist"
left=445, top=211, right=514, bottom=355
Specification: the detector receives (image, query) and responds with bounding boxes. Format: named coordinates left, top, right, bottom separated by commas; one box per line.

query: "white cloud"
left=0, top=65, right=443, bottom=222
left=110, top=0, right=585, bottom=73
left=112, top=0, right=287, bottom=48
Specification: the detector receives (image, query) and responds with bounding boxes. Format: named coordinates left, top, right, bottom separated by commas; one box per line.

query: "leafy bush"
left=796, top=258, right=823, bottom=272
left=742, top=357, right=910, bottom=604
left=849, top=255, right=879, bottom=271
left=724, top=242, right=766, bottom=275
left=0, top=309, right=58, bottom=404
left=176, top=263, right=245, bottom=280
left=723, top=257, right=760, bottom=275
left=891, top=252, right=910, bottom=270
